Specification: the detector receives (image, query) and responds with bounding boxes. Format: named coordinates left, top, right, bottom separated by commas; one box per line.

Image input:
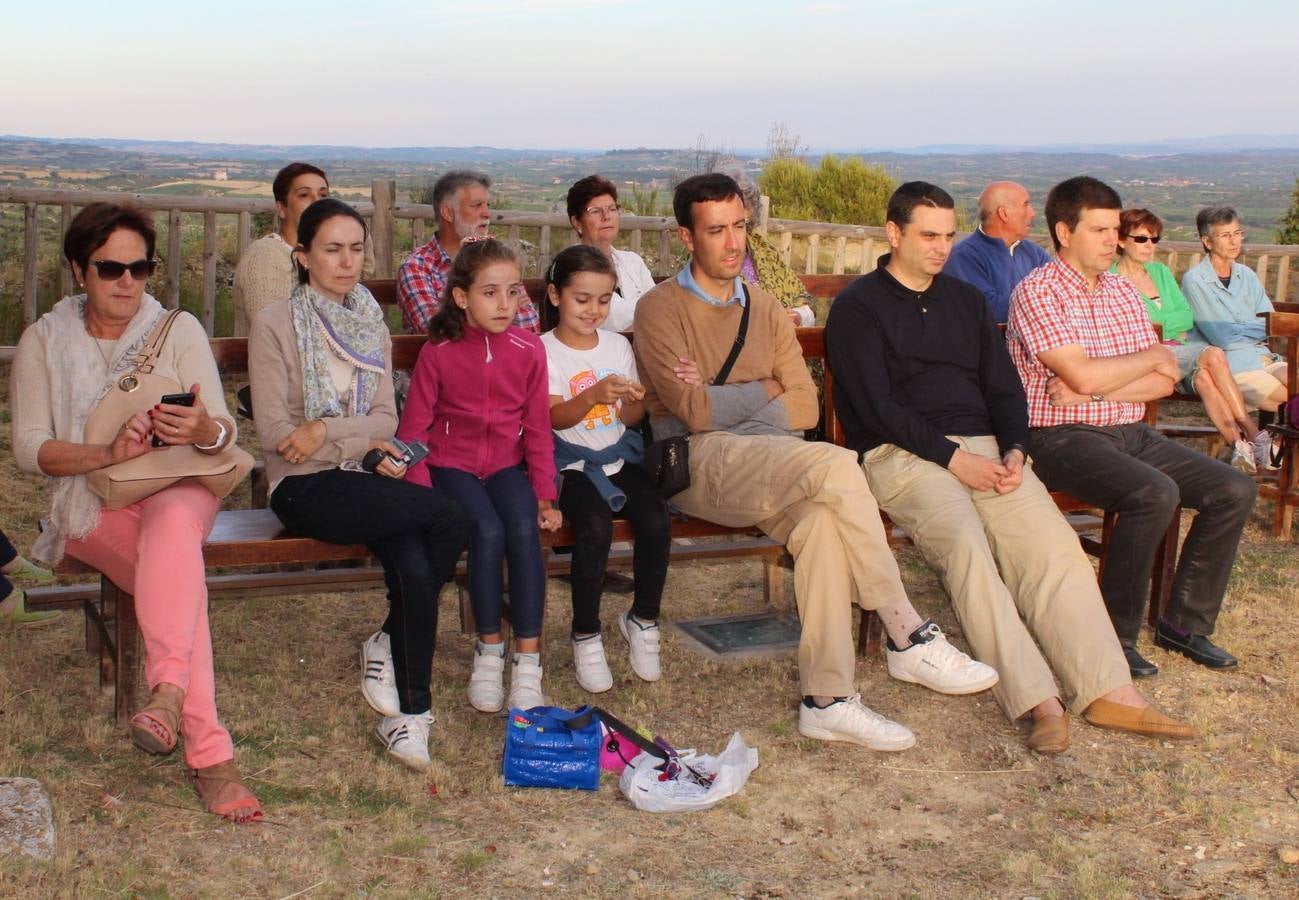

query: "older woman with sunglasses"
left=10, top=202, right=260, bottom=823
left=1112, top=208, right=1271, bottom=472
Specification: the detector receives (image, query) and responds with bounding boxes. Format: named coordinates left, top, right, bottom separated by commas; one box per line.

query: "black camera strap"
left=712, top=284, right=752, bottom=387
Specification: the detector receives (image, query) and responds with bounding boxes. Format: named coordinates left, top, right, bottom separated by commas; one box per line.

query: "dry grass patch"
left=2, top=367, right=1298, bottom=896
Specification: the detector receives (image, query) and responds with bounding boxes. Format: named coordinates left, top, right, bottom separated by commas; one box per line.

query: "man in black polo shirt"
left=825, top=181, right=1191, bottom=753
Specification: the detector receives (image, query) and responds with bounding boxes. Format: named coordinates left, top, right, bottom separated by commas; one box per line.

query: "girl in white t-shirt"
left=542, top=245, right=671, bottom=693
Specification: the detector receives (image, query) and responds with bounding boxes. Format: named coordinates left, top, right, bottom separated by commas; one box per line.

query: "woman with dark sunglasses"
left=1112, top=208, right=1271, bottom=472
left=9, top=202, right=261, bottom=823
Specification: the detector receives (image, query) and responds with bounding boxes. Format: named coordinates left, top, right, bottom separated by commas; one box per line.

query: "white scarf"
left=31, top=294, right=165, bottom=562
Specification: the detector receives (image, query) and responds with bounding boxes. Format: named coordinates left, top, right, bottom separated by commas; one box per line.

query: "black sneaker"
left=1153, top=622, right=1238, bottom=670
left=1122, top=644, right=1159, bottom=678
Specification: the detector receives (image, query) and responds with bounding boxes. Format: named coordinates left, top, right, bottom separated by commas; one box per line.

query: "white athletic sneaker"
left=797, top=694, right=916, bottom=751
left=886, top=621, right=999, bottom=695
left=1253, top=430, right=1276, bottom=471
left=1231, top=439, right=1258, bottom=474
left=572, top=636, right=614, bottom=693
left=618, top=612, right=662, bottom=682
left=374, top=710, right=434, bottom=771
left=467, top=648, right=506, bottom=713
left=508, top=655, right=546, bottom=710
left=360, top=631, right=401, bottom=717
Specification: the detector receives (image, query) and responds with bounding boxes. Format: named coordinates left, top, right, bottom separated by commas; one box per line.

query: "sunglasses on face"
left=1128, top=235, right=1161, bottom=244
left=90, top=258, right=159, bottom=280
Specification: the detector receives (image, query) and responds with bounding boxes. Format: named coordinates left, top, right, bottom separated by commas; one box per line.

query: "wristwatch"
left=195, top=418, right=229, bottom=451
left=1089, top=393, right=1105, bottom=402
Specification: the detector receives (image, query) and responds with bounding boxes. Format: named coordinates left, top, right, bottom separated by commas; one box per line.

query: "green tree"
left=1276, top=176, right=1299, bottom=244
left=760, top=154, right=896, bottom=226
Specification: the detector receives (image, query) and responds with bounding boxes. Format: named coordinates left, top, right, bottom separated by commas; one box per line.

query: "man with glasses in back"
left=1180, top=207, right=1289, bottom=416
left=398, top=170, right=539, bottom=335
left=1006, top=177, right=1255, bottom=679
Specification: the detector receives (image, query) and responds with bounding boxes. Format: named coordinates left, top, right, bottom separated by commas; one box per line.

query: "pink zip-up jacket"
left=397, top=324, right=557, bottom=501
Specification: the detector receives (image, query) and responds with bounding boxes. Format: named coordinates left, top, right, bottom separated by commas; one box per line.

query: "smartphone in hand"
left=153, top=392, right=196, bottom=447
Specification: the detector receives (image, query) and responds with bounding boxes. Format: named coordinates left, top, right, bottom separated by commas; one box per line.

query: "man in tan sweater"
left=634, top=175, right=996, bottom=751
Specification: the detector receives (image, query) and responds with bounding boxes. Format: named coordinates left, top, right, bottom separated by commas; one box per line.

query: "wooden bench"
left=1259, top=305, right=1299, bottom=538
left=33, top=273, right=1172, bottom=725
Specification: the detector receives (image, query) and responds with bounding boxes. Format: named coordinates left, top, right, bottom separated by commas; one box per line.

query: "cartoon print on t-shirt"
left=570, top=368, right=620, bottom=430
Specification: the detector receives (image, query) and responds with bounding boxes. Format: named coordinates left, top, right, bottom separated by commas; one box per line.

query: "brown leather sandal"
left=190, top=760, right=264, bottom=824
left=129, top=683, right=184, bottom=755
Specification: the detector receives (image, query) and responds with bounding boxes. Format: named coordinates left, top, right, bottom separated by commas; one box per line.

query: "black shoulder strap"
left=712, top=283, right=752, bottom=387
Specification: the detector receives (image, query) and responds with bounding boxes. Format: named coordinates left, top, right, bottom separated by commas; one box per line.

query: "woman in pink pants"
left=10, top=202, right=260, bottom=823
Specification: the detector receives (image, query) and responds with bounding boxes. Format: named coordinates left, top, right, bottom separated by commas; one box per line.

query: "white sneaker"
left=508, top=655, right=546, bottom=710
left=1253, top=430, right=1276, bottom=471
left=360, top=631, right=401, bottom=717
left=467, top=648, right=506, bottom=713
left=572, top=636, right=614, bottom=693
left=797, top=694, right=915, bottom=751
left=1231, top=439, right=1258, bottom=474
left=886, top=621, right=999, bottom=695
left=618, top=612, right=662, bottom=682
left=374, top=710, right=433, bottom=771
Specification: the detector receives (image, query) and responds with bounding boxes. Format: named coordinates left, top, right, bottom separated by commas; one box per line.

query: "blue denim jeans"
left=430, top=465, right=546, bottom=639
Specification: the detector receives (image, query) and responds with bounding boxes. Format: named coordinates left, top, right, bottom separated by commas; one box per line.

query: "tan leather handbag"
left=84, top=310, right=254, bottom=509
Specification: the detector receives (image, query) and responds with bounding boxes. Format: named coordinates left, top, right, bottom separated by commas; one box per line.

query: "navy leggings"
left=430, top=465, right=546, bottom=639
left=0, top=528, right=17, bottom=599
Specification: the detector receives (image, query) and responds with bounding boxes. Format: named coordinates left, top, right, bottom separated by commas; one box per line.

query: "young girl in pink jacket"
left=397, top=238, right=560, bottom=713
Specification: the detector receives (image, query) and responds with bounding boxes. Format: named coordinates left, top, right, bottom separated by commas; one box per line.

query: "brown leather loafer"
left=1026, top=713, right=1070, bottom=754
left=1083, top=699, right=1194, bottom=740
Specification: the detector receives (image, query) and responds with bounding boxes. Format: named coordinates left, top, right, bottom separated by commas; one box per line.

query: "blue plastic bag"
left=502, top=705, right=602, bottom=790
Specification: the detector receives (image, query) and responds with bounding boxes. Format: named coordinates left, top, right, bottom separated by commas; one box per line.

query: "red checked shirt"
left=396, top=234, right=541, bottom=335
left=1007, top=258, right=1158, bottom=428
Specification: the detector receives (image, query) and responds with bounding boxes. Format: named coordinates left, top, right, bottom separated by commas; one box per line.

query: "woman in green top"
left=1113, top=208, right=1270, bottom=472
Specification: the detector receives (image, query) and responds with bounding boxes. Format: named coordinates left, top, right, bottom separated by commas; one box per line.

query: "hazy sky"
left=5, top=0, right=1298, bottom=151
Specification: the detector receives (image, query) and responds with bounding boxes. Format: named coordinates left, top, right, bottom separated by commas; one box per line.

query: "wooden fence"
left=2, top=180, right=1297, bottom=349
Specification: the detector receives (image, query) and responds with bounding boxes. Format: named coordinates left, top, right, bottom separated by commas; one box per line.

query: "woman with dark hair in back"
left=249, top=198, right=468, bottom=772
left=11, top=202, right=259, bottom=822
left=1113, top=208, right=1271, bottom=472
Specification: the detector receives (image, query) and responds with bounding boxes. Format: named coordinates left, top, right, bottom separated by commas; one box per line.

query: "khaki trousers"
left=861, top=435, right=1130, bottom=719
left=672, top=433, right=908, bottom=697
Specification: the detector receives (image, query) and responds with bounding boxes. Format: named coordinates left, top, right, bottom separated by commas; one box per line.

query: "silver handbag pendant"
left=118, top=374, right=140, bottom=392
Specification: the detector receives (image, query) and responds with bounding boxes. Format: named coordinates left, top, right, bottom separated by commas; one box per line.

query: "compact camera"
left=361, top=437, right=429, bottom=473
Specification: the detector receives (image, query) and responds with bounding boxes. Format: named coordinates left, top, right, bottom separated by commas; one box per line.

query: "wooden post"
left=1256, top=253, right=1270, bottom=288
left=1189, top=252, right=1203, bottom=270
left=201, top=210, right=217, bottom=335
left=1276, top=255, right=1291, bottom=302
left=860, top=238, right=875, bottom=273
left=805, top=234, right=820, bottom=275
left=59, top=203, right=73, bottom=298
left=832, top=236, right=847, bottom=275
left=757, top=195, right=771, bottom=234
left=1166, top=250, right=1179, bottom=279
left=371, top=179, right=396, bottom=278
left=658, top=230, right=672, bottom=276
left=507, top=224, right=520, bottom=244
left=237, top=210, right=251, bottom=261
left=166, top=209, right=182, bottom=309
left=539, top=224, right=553, bottom=276
left=630, top=229, right=642, bottom=254
left=22, top=203, right=38, bottom=326
left=778, top=231, right=793, bottom=267
left=412, top=217, right=425, bottom=251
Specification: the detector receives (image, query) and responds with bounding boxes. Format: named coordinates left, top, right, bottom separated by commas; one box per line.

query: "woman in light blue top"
left=1114, top=208, right=1270, bottom=472
left=1181, top=207, right=1287, bottom=415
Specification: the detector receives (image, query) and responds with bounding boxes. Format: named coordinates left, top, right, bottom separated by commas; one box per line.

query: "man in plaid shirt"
left=1007, top=176, right=1254, bottom=679
left=397, top=170, right=540, bottom=335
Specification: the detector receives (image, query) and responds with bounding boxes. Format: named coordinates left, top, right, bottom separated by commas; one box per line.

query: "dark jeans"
left=270, top=469, right=468, bottom=714
left=557, top=463, right=671, bottom=635
left=0, top=528, right=16, bottom=598
left=430, top=465, right=545, bottom=639
left=1029, top=422, right=1256, bottom=643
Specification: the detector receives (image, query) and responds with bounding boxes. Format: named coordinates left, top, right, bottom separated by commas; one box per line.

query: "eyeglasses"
left=1211, top=230, right=1245, bottom=241
left=1128, top=235, right=1161, bottom=244
left=584, top=204, right=619, bottom=219
left=90, top=258, right=159, bottom=280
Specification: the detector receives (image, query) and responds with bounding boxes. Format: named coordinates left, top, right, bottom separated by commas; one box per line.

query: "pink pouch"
left=599, top=723, right=641, bottom=774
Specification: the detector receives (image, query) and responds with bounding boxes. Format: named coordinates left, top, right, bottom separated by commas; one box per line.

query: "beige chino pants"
left=861, top=435, right=1130, bottom=719
left=671, top=433, right=908, bottom=697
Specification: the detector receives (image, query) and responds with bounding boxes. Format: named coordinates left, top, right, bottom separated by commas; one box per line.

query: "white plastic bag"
left=618, top=732, right=758, bottom=813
